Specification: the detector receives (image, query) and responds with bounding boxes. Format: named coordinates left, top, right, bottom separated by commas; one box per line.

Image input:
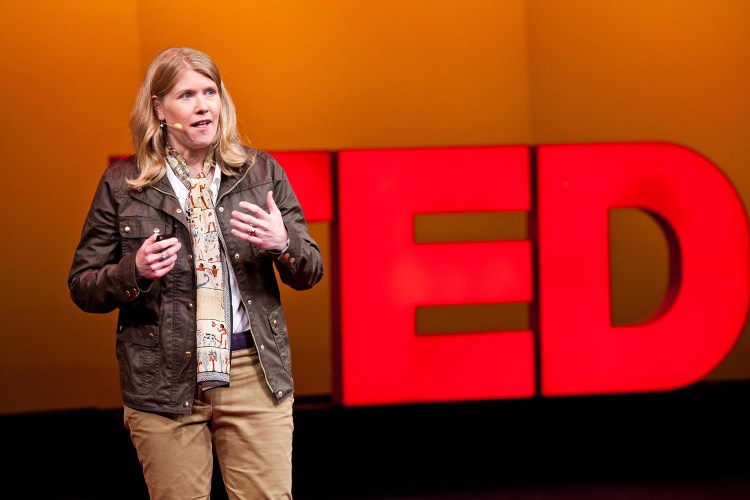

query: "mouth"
left=191, top=120, right=212, bottom=128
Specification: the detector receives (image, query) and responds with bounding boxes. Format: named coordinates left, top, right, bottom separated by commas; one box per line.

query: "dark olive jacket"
left=68, top=150, right=323, bottom=414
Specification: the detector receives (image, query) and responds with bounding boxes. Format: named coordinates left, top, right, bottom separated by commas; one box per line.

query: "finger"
left=229, top=217, right=252, bottom=234
left=230, top=216, right=266, bottom=234
left=267, top=191, right=281, bottom=215
left=147, top=238, right=167, bottom=254
left=152, top=241, right=179, bottom=263
left=231, top=210, right=263, bottom=227
left=153, top=237, right=181, bottom=252
left=148, top=251, right=162, bottom=265
left=153, top=252, right=177, bottom=272
left=142, top=233, right=159, bottom=251
left=152, top=261, right=174, bottom=278
left=232, top=210, right=261, bottom=225
left=150, top=241, right=177, bottom=260
left=230, top=228, right=249, bottom=242
left=162, top=239, right=181, bottom=253
left=238, top=201, right=270, bottom=218
left=151, top=251, right=167, bottom=265
left=231, top=227, right=260, bottom=243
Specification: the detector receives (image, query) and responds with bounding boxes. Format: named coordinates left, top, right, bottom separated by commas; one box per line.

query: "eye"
left=205, top=88, right=217, bottom=96
left=179, top=92, right=193, bottom=99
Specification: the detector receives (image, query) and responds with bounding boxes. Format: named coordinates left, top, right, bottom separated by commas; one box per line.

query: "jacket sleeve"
left=268, top=156, right=324, bottom=291
left=68, top=171, right=141, bottom=313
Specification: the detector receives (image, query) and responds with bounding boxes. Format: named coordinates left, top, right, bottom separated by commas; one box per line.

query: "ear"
left=151, top=95, right=165, bottom=121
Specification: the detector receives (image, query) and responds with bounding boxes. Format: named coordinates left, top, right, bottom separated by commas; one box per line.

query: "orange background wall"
left=1, top=0, right=748, bottom=414
left=0, top=1, right=142, bottom=413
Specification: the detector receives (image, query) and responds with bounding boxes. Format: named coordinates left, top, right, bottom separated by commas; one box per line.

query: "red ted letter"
left=269, top=151, right=333, bottom=223
left=338, top=147, right=535, bottom=405
left=538, top=143, right=750, bottom=396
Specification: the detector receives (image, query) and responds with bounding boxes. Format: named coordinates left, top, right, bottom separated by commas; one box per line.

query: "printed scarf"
left=166, top=147, right=232, bottom=390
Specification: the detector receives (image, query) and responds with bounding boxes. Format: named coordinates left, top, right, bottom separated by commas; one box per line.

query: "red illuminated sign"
left=334, top=143, right=749, bottom=406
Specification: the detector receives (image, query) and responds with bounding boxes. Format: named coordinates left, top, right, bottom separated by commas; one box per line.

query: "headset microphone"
left=161, top=122, right=183, bottom=130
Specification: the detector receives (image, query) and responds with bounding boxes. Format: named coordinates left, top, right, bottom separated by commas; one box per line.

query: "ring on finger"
left=161, top=253, right=167, bottom=261
left=250, top=226, right=257, bottom=236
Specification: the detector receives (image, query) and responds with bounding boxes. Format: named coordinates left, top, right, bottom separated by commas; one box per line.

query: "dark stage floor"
left=5, top=381, right=750, bottom=499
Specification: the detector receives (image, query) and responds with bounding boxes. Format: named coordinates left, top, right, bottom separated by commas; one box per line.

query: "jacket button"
left=273, top=319, right=277, bottom=326
left=234, top=253, right=240, bottom=259
left=148, top=331, right=155, bottom=338
left=290, top=257, right=295, bottom=264
left=187, top=303, right=194, bottom=310
left=277, top=390, right=283, bottom=397
left=176, top=208, right=183, bottom=214
left=187, top=254, right=193, bottom=261
left=183, top=401, right=190, bottom=407
left=124, top=226, right=131, bottom=233
left=218, top=207, right=224, bottom=212
left=260, top=344, right=265, bottom=351
left=137, top=188, right=143, bottom=192
left=283, top=253, right=290, bottom=260
left=184, top=351, right=192, bottom=359
left=124, top=290, right=131, bottom=298
left=247, top=299, right=252, bottom=305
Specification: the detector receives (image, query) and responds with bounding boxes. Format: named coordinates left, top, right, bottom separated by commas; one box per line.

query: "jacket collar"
left=128, top=158, right=252, bottom=215
left=217, top=162, right=252, bottom=201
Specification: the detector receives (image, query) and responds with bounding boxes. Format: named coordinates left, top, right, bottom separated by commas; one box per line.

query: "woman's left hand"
left=230, top=191, right=289, bottom=252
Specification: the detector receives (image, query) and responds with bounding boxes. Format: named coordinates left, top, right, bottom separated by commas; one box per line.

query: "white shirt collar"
left=164, top=161, right=222, bottom=205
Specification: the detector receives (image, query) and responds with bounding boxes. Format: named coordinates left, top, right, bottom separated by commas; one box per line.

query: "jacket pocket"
left=119, top=216, right=170, bottom=255
left=268, top=306, right=292, bottom=376
left=116, top=325, right=160, bottom=395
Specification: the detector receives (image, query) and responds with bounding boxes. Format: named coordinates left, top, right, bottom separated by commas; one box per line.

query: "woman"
left=69, top=47, right=323, bottom=499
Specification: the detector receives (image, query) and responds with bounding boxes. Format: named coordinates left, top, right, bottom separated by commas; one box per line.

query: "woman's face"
left=154, top=69, right=221, bottom=157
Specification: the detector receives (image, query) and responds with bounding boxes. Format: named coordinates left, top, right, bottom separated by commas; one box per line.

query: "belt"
left=231, top=330, right=253, bottom=351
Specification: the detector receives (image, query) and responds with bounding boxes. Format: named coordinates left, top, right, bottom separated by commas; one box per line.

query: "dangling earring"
left=160, top=120, right=166, bottom=129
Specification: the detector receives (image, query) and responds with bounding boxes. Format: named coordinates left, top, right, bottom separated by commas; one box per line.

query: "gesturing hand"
left=135, top=234, right=181, bottom=280
left=230, top=191, right=289, bottom=252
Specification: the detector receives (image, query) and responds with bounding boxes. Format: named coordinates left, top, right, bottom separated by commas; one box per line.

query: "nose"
left=195, top=94, right=209, bottom=114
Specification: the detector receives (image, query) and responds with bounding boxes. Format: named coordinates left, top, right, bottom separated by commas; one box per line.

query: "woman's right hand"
left=136, top=234, right=182, bottom=280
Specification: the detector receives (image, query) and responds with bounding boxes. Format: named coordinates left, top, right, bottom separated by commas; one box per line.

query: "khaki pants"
left=124, top=348, right=294, bottom=499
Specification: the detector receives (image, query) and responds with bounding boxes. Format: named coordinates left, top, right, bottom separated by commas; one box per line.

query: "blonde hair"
left=128, top=47, right=252, bottom=188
